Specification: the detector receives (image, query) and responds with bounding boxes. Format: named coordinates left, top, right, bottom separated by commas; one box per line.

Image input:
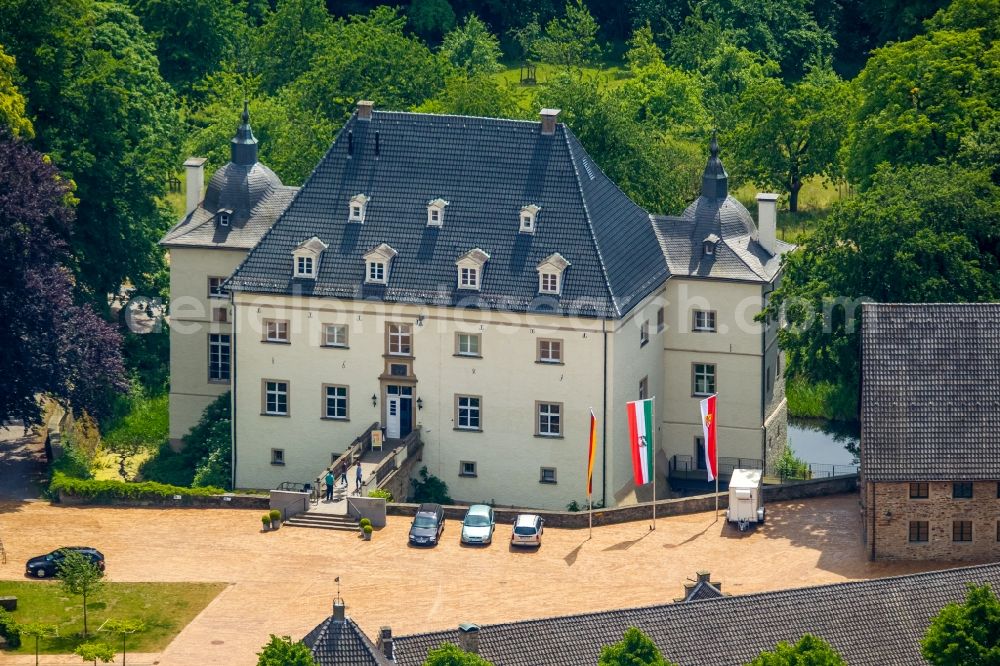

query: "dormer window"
left=703, top=233, right=720, bottom=256
left=217, top=209, right=233, bottom=227
left=520, top=204, right=541, bottom=233
left=456, top=248, right=490, bottom=291
left=363, top=243, right=397, bottom=285
left=349, top=194, right=370, bottom=223
left=292, top=236, right=328, bottom=280
left=427, top=198, right=449, bottom=227
left=537, top=252, right=570, bottom=295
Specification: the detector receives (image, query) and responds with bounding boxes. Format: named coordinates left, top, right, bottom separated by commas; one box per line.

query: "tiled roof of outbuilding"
left=388, top=562, right=1000, bottom=666
left=226, top=110, right=667, bottom=318
left=302, top=612, right=392, bottom=666
left=861, top=303, right=1000, bottom=482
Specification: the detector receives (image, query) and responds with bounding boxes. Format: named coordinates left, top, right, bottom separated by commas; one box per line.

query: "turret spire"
left=231, top=100, right=258, bottom=165
left=701, top=130, right=728, bottom=199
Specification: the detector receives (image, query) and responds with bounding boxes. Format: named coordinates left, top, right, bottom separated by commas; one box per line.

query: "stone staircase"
left=285, top=512, right=359, bottom=532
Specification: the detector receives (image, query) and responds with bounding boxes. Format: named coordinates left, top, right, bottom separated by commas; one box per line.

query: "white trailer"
left=726, top=469, right=765, bottom=532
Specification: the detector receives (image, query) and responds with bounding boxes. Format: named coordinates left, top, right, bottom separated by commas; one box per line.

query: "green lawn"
left=492, top=62, right=629, bottom=112
left=0, top=581, right=225, bottom=655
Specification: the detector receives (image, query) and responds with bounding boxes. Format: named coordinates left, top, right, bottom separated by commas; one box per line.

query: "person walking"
left=354, top=460, right=363, bottom=494
left=339, top=462, right=348, bottom=488
left=324, top=470, right=334, bottom=501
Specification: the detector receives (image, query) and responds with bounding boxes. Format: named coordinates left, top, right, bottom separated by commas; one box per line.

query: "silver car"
left=510, top=513, right=544, bottom=547
left=460, top=504, right=495, bottom=545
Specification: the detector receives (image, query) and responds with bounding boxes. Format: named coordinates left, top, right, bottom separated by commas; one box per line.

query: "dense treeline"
left=0, top=0, right=997, bottom=425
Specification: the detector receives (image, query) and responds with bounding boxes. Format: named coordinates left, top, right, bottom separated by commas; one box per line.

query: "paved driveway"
left=0, top=495, right=963, bottom=666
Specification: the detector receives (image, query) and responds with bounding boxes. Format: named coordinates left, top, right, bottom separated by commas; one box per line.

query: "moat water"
left=788, top=417, right=860, bottom=467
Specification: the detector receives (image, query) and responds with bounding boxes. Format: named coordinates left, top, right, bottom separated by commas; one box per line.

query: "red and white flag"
left=700, top=394, right=718, bottom=482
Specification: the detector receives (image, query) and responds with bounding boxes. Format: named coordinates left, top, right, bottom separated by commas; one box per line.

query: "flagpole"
left=651, top=397, right=656, bottom=531
left=714, top=393, right=720, bottom=521
left=588, top=495, right=593, bottom=540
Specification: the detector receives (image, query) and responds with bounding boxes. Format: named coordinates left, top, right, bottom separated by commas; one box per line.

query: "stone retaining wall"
left=386, top=474, right=858, bottom=528
left=57, top=491, right=269, bottom=510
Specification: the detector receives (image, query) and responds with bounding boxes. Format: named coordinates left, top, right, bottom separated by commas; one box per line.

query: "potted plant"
left=261, top=514, right=271, bottom=531
left=269, top=509, right=282, bottom=529
left=362, top=524, right=373, bottom=541
left=359, top=518, right=371, bottom=536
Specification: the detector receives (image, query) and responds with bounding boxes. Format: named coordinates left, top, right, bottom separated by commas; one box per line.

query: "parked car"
left=408, top=503, right=445, bottom=546
left=460, top=504, right=495, bottom=545
left=26, top=547, right=105, bottom=578
left=510, top=514, right=544, bottom=547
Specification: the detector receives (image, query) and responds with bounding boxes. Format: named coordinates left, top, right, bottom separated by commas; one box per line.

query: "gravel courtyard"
left=0, top=495, right=962, bottom=665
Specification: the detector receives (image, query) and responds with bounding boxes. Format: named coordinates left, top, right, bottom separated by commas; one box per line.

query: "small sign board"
left=371, top=429, right=383, bottom=451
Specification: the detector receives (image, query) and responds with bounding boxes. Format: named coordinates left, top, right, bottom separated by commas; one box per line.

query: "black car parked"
left=26, top=547, right=105, bottom=578
left=408, top=503, right=445, bottom=546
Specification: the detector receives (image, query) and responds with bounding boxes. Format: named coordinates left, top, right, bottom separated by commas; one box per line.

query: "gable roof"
left=861, top=303, right=1000, bottom=482
left=303, top=612, right=392, bottom=666
left=226, top=110, right=666, bottom=318
left=388, top=562, right=1000, bottom=666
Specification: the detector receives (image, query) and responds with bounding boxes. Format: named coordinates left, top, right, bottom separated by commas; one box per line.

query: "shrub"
left=368, top=488, right=393, bottom=501
left=268, top=509, right=281, bottom=521
left=363, top=524, right=373, bottom=535
left=140, top=392, right=231, bottom=489
left=261, top=514, right=271, bottom=526
left=776, top=445, right=811, bottom=480
left=567, top=500, right=581, bottom=512
left=50, top=471, right=225, bottom=502
left=0, top=608, right=21, bottom=648
left=410, top=466, right=452, bottom=504
left=359, top=518, right=372, bottom=528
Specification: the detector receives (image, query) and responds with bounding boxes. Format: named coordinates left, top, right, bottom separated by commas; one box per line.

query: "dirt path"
left=0, top=425, right=47, bottom=501
left=0, top=495, right=964, bottom=665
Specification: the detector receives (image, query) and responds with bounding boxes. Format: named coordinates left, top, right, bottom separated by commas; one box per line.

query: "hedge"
left=50, top=471, right=226, bottom=502
left=0, top=608, right=20, bottom=648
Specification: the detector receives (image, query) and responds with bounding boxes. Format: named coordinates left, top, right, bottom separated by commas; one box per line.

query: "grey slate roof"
left=303, top=613, right=392, bottom=665
left=388, top=562, right=1000, bottom=666
left=681, top=579, right=725, bottom=601
left=227, top=111, right=667, bottom=318
left=861, top=303, right=1000, bottom=482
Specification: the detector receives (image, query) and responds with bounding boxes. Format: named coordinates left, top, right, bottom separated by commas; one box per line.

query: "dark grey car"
left=408, top=503, right=445, bottom=546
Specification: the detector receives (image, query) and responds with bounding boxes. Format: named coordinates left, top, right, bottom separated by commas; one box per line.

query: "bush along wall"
left=51, top=471, right=223, bottom=502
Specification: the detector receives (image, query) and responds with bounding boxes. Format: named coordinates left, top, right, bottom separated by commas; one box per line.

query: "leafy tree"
left=764, top=164, right=1000, bottom=403
left=424, top=642, right=495, bottom=665
left=256, top=634, right=318, bottom=666
left=620, top=50, right=707, bottom=134
left=103, top=389, right=166, bottom=480
left=101, top=619, right=144, bottom=664
left=534, top=0, right=602, bottom=71
left=440, top=15, right=504, bottom=76
left=58, top=549, right=105, bottom=638
left=141, top=391, right=230, bottom=487
left=410, top=466, right=452, bottom=504
left=509, top=18, right=543, bottom=63
left=254, top=0, right=333, bottom=93
left=416, top=75, right=524, bottom=118
left=0, top=45, right=32, bottom=138
left=20, top=622, right=57, bottom=666
left=0, top=134, right=127, bottom=426
left=731, top=64, right=851, bottom=211
left=598, top=627, right=676, bottom=665
left=0, top=0, right=181, bottom=305
left=408, top=0, right=456, bottom=43
left=130, top=0, right=248, bottom=94
left=922, top=583, right=1000, bottom=665
left=74, top=641, right=116, bottom=665
left=625, top=24, right=665, bottom=71
left=749, top=634, right=846, bottom=665
left=847, top=6, right=999, bottom=187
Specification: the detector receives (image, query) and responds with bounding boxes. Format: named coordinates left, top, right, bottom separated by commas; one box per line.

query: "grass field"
left=0, top=581, right=225, bottom=655
left=492, top=62, right=628, bottom=111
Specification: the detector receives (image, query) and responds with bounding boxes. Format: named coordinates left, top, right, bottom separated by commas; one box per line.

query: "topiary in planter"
left=359, top=518, right=372, bottom=529
left=269, top=509, right=282, bottom=525
left=362, top=524, right=373, bottom=540
left=261, top=514, right=271, bottom=530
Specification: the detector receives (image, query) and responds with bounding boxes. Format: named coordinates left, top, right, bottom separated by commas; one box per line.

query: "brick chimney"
left=357, top=100, right=374, bottom=121
left=540, top=108, right=560, bottom=135
left=333, top=598, right=346, bottom=623
left=378, top=626, right=394, bottom=660
left=458, top=623, right=480, bottom=654
left=183, top=157, right=207, bottom=216
left=756, top=193, right=778, bottom=254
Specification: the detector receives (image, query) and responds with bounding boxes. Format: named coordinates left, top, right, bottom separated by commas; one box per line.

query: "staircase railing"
left=319, top=422, right=379, bottom=494
left=373, top=428, right=422, bottom=489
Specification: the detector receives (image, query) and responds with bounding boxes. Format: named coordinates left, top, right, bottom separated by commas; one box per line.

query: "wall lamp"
left=417, top=397, right=423, bottom=410
left=371, top=394, right=378, bottom=407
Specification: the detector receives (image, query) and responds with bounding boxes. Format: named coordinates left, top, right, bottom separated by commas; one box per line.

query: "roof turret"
left=231, top=100, right=258, bottom=165
left=701, top=130, right=728, bottom=199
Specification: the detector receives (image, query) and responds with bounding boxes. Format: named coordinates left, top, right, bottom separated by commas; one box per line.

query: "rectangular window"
left=208, top=276, right=226, bottom=298
left=693, top=310, right=717, bottom=332
left=693, top=363, right=717, bottom=396
left=431, top=209, right=440, bottom=222
left=953, top=520, right=973, bottom=542
left=456, top=395, right=481, bottom=430
left=538, top=339, right=563, bottom=364
left=456, top=333, right=481, bottom=357
left=540, top=273, right=559, bottom=293
left=263, top=319, right=289, bottom=343
left=640, top=321, right=649, bottom=347
left=323, top=324, right=348, bottom=348
left=639, top=376, right=648, bottom=400
left=212, top=306, right=228, bottom=323
left=323, top=385, right=348, bottom=420
left=657, top=307, right=665, bottom=333
left=368, top=261, right=385, bottom=282
left=540, top=467, right=557, bottom=484
left=460, top=267, right=479, bottom=289
left=263, top=380, right=288, bottom=416
left=296, top=256, right=314, bottom=276
left=208, top=333, right=230, bottom=382
left=953, top=482, right=973, bottom=499
left=271, top=448, right=284, bottom=465
left=909, top=521, right=929, bottom=543
left=909, top=482, right=929, bottom=499
left=351, top=205, right=362, bottom=219
left=460, top=461, right=477, bottom=477
left=389, top=363, right=409, bottom=377
left=388, top=323, right=412, bottom=356
left=537, top=402, right=562, bottom=437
